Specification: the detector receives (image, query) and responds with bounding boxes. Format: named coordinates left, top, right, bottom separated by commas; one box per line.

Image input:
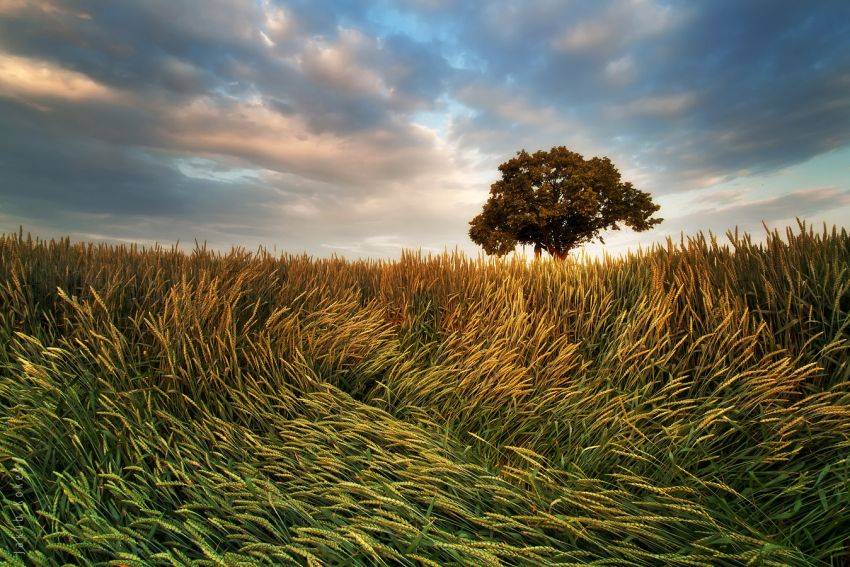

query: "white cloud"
left=259, top=30, right=275, bottom=48
left=261, top=1, right=295, bottom=43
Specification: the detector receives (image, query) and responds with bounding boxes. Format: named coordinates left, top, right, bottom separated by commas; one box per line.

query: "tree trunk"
left=537, top=242, right=572, bottom=260
left=548, top=244, right=572, bottom=261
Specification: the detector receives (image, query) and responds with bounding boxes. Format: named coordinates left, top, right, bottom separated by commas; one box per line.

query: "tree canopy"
left=469, top=146, right=662, bottom=259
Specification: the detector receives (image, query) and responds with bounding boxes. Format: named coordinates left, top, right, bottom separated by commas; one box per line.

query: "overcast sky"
left=1, top=0, right=849, bottom=258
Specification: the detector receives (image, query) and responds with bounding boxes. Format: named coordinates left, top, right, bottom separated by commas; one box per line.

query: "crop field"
left=0, top=222, right=848, bottom=566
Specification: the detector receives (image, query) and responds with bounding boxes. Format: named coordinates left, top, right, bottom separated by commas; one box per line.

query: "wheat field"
left=0, top=222, right=848, bottom=566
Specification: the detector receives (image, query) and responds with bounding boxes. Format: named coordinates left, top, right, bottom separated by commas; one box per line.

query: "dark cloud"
left=638, top=1, right=850, bottom=185
left=0, top=120, right=274, bottom=222
left=0, top=100, right=180, bottom=217
left=438, top=0, right=850, bottom=188
left=0, top=1, right=263, bottom=100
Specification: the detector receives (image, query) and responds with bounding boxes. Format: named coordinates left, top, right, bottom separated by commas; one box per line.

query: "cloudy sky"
left=1, top=0, right=849, bottom=258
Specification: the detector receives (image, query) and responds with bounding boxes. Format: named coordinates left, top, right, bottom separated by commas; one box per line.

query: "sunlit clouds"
left=0, top=53, right=122, bottom=107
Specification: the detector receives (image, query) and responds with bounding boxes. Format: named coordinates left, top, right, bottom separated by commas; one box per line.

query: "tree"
left=469, top=146, right=662, bottom=260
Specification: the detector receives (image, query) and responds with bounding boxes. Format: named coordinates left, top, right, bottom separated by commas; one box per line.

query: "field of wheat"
left=0, top=222, right=848, bottom=566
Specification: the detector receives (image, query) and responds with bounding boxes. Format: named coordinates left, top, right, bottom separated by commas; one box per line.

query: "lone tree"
left=469, top=146, right=662, bottom=260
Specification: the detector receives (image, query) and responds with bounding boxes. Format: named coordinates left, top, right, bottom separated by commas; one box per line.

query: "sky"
left=1, top=0, right=849, bottom=259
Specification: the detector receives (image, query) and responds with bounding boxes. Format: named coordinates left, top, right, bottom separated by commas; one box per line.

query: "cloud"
left=692, top=188, right=749, bottom=208
left=0, top=0, right=848, bottom=258
left=455, top=83, right=559, bottom=128
left=604, top=55, right=636, bottom=86
left=580, top=185, right=850, bottom=258
left=607, top=93, right=697, bottom=118
left=443, top=0, right=850, bottom=194
left=297, top=29, right=394, bottom=100
left=665, top=187, right=850, bottom=238
left=551, top=0, right=681, bottom=55
left=163, top=97, right=456, bottom=187
left=0, top=53, right=123, bottom=106
left=0, top=1, right=91, bottom=19
left=260, top=1, right=297, bottom=44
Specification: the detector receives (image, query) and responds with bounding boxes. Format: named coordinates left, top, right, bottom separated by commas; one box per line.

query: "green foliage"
left=470, top=146, right=662, bottom=259
left=0, top=222, right=849, bottom=565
